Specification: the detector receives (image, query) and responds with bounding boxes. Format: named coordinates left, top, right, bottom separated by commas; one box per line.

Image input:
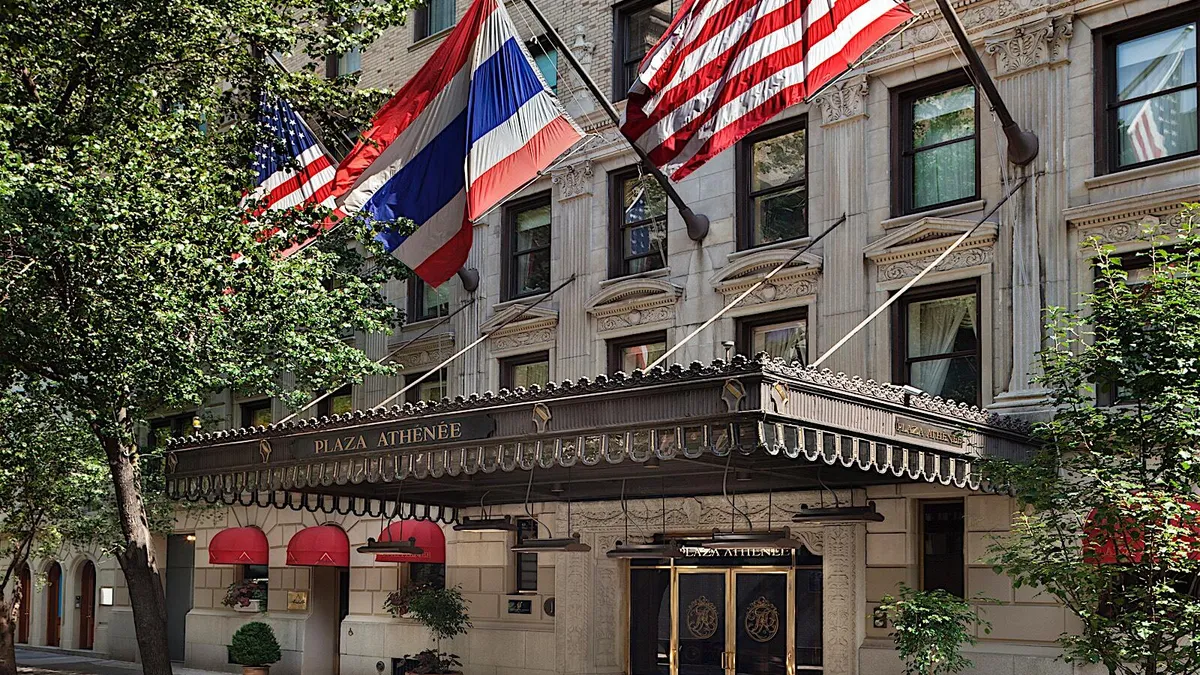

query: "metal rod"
left=931, top=0, right=1038, bottom=166
left=646, top=214, right=849, bottom=371
left=373, top=274, right=578, bottom=409
left=515, top=0, right=709, bottom=241
left=811, top=176, right=1030, bottom=369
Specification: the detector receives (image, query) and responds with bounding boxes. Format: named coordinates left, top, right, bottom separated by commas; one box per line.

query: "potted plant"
left=876, top=585, right=991, bottom=675
left=222, top=579, right=267, bottom=613
left=383, top=582, right=426, bottom=618
left=229, top=621, right=281, bottom=675
left=403, top=585, right=472, bottom=674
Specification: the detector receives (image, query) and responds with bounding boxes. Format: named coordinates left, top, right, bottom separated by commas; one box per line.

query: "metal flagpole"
left=810, top=176, right=1030, bottom=370
left=646, top=214, right=850, bottom=371
left=930, top=0, right=1039, bottom=166
left=514, top=0, right=710, bottom=242
left=372, top=274, right=579, bottom=409
left=264, top=52, right=481, bottom=291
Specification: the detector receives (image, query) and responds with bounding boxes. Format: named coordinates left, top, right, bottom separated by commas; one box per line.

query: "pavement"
left=15, top=648, right=230, bottom=675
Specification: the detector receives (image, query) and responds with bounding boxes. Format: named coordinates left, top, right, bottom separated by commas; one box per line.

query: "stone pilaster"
left=551, top=159, right=597, bottom=381
left=822, top=523, right=865, bottom=675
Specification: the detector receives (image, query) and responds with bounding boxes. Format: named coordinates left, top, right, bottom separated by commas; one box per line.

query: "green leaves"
left=877, top=585, right=991, bottom=675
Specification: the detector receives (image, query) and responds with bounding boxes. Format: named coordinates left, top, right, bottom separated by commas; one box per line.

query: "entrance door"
left=45, top=562, right=62, bottom=647
left=672, top=570, right=793, bottom=675
left=17, top=564, right=30, bottom=644
left=166, top=534, right=196, bottom=662
left=78, top=561, right=96, bottom=650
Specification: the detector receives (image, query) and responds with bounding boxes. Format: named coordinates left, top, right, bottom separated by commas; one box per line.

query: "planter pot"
left=234, top=604, right=262, bottom=613
left=242, top=667, right=270, bottom=675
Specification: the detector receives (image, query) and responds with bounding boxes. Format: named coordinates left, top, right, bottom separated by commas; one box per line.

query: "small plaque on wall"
left=507, top=599, right=532, bottom=615
left=287, top=591, right=308, bottom=611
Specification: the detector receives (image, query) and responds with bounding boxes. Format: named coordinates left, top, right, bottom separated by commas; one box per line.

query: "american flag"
left=1126, top=44, right=1189, bottom=164
left=620, top=0, right=913, bottom=181
left=248, top=95, right=338, bottom=254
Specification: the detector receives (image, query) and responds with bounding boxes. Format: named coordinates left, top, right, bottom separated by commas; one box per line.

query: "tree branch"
left=16, top=67, right=39, bottom=102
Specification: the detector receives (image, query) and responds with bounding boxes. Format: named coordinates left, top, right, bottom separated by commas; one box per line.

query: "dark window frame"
left=239, top=399, right=272, bottom=428
left=500, top=351, right=551, bottom=390
left=317, top=384, right=353, bottom=417
left=891, top=70, right=981, bottom=217
left=148, top=412, right=196, bottom=449
left=612, top=0, right=671, bottom=100
left=608, top=166, right=668, bottom=278
left=1093, top=2, right=1200, bottom=175
left=526, top=36, right=558, bottom=93
left=502, top=191, right=553, bottom=301
left=736, top=115, right=809, bottom=250
left=408, top=276, right=450, bottom=323
left=413, top=0, right=454, bottom=41
left=404, top=369, right=448, bottom=405
left=514, top=518, right=539, bottom=593
left=607, top=331, right=668, bottom=374
left=919, top=499, right=966, bottom=597
left=891, top=278, right=982, bottom=407
left=736, top=307, right=809, bottom=365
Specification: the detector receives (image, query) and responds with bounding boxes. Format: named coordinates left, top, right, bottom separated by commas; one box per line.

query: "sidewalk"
left=16, top=648, right=230, bottom=675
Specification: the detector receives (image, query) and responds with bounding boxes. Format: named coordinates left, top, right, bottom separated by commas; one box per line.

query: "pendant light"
left=510, top=465, right=591, bottom=553
left=702, top=473, right=803, bottom=550
left=607, top=479, right=683, bottom=559
left=791, top=469, right=885, bottom=524
left=358, top=479, right=425, bottom=555
left=454, top=492, right=519, bottom=532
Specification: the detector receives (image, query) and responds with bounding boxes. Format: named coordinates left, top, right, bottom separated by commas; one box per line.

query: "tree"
left=0, top=1, right=421, bottom=672
left=0, top=388, right=112, bottom=675
left=877, top=585, right=991, bottom=675
left=985, top=204, right=1200, bottom=675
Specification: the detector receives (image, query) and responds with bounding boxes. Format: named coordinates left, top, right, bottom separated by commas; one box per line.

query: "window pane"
left=752, top=319, right=807, bottom=363
left=531, top=46, right=558, bottom=92
left=624, top=2, right=672, bottom=66
left=753, top=186, right=807, bottom=246
left=922, top=501, right=965, bottom=597
left=912, top=138, right=976, bottom=209
left=912, top=85, right=975, bottom=148
left=411, top=563, right=446, bottom=589
left=907, top=294, right=977, bottom=359
left=338, top=48, right=361, bottom=75
left=422, top=281, right=450, bottom=318
left=511, top=360, right=550, bottom=389
left=331, top=392, right=353, bottom=415
left=249, top=405, right=272, bottom=427
left=623, top=176, right=667, bottom=222
left=514, top=250, right=551, bottom=296
left=629, top=569, right=671, bottom=675
left=1117, top=89, right=1198, bottom=165
left=910, top=355, right=979, bottom=404
left=515, top=204, right=551, bottom=250
left=752, top=128, right=806, bottom=191
left=418, top=378, right=446, bottom=402
left=794, top=569, right=823, bottom=667
left=625, top=221, right=667, bottom=260
left=1115, top=24, right=1197, bottom=102
left=621, top=341, right=667, bottom=371
left=429, top=0, right=455, bottom=34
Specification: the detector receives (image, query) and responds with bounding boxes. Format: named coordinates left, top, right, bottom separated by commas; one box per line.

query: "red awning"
left=287, top=525, right=350, bottom=567
left=1084, top=501, right=1200, bottom=564
left=209, top=527, right=270, bottom=565
left=375, top=520, right=447, bottom=564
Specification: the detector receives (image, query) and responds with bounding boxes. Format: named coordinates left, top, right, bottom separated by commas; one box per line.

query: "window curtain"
left=910, top=297, right=974, bottom=396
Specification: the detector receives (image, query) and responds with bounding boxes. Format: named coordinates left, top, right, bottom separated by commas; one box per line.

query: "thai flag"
left=333, top=0, right=583, bottom=287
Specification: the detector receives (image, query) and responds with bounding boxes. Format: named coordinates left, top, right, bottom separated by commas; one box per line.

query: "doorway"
left=165, top=534, right=196, bottom=662
left=78, top=561, right=96, bottom=649
left=303, top=566, right=349, bottom=675
left=45, top=562, right=62, bottom=647
left=17, top=564, right=30, bottom=644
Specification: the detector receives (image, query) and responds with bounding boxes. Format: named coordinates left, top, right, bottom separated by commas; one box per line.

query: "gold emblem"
left=259, top=439, right=273, bottom=464
left=686, top=596, right=719, bottom=639
left=164, top=451, right=178, bottom=475
left=744, top=596, right=779, bottom=643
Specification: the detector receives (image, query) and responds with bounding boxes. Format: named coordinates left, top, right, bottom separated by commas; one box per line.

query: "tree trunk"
left=0, top=596, right=17, bottom=675
left=99, top=431, right=173, bottom=675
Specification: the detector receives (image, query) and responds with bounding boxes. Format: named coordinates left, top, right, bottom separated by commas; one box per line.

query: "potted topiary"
left=876, top=585, right=991, bottom=675
left=404, top=585, right=472, bottom=674
left=229, top=621, right=282, bottom=675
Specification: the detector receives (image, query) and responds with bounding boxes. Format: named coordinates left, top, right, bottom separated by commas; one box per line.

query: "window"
left=240, top=400, right=272, bottom=428
left=614, top=0, right=672, bottom=99
left=503, top=193, right=552, bottom=299
left=318, top=385, right=354, bottom=417
left=405, top=369, right=447, bottom=405
left=894, top=73, right=979, bottom=215
left=737, top=309, right=808, bottom=365
left=607, top=331, right=668, bottom=374
left=409, top=277, right=450, bottom=322
left=515, top=518, right=539, bottom=592
left=738, top=118, right=807, bottom=249
left=500, top=352, right=550, bottom=390
left=242, top=564, right=269, bottom=603
left=410, top=563, right=446, bottom=589
left=610, top=168, right=668, bottom=277
left=414, top=0, right=455, bottom=40
left=1097, top=6, right=1198, bottom=173
left=326, top=20, right=362, bottom=77
left=148, top=413, right=195, bottom=449
left=920, top=500, right=965, bottom=597
left=895, top=280, right=980, bottom=406
left=528, top=39, right=558, bottom=93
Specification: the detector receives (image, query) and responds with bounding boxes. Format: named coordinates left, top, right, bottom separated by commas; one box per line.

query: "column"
left=822, top=523, right=866, bottom=675
left=551, top=159, right=598, bottom=380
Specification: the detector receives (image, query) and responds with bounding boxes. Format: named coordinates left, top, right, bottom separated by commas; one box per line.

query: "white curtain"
left=910, top=297, right=974, bottom=396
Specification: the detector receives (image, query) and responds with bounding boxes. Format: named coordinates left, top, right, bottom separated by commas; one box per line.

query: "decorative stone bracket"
left=864, top=217, right=998, bottom=282
left=386, top=333, right=457, bottom=371
left=585, top=278, right=682, bottom=335
left=1064, top=185, right=1200, bottom=247
left=711, top=249, right=823, bottom=309
left=482, top=304, right=558, bottom=356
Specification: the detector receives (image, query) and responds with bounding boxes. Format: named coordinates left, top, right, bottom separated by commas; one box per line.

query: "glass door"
left=671, top=569, right=796, bottom=675
left=732, top=571, right=790, bottom=675
left=675, top=572, right=728, bottom=675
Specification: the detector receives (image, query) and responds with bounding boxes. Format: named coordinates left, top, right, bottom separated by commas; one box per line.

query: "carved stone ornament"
left=585, top=278, right=682, bottom=335
left=812, top=74, right=870, bottom=126
left=388, top=333, right=457, bottom=371
left=863, top=217, right=997, bottom=281
left=984, top=15, right=1073, bottom=77
left=551, top=159, right=594, bottom=201
left=711, top=250, right=822, bottom=308
left=868, top=0, right=1056, bottom=64
left=482, top=304, right=558, bottom=356
left=1065, top=184, right=1200, bottom=246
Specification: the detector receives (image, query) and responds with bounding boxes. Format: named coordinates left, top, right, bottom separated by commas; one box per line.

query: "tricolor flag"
left=621, top=0, right=913, bottom=181
left=334, top=0, right=584, bottom=287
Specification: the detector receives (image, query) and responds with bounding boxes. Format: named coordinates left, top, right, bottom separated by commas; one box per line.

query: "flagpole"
left=514, top=0, right=709, bottom=242
left=264, top=51, right=480, bottom=291
left=931, top=0, right=1039, bottom=166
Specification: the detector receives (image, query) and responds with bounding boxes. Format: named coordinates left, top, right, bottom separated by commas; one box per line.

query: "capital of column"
left=984, top=15, right=1073, bottom=78
left=551, top=159, right=594, bottom=201
left=812, top=74, right=870, bottom=128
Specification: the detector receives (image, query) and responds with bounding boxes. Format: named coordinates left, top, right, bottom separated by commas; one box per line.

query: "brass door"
left=672, top=569, right=794, bottom=675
